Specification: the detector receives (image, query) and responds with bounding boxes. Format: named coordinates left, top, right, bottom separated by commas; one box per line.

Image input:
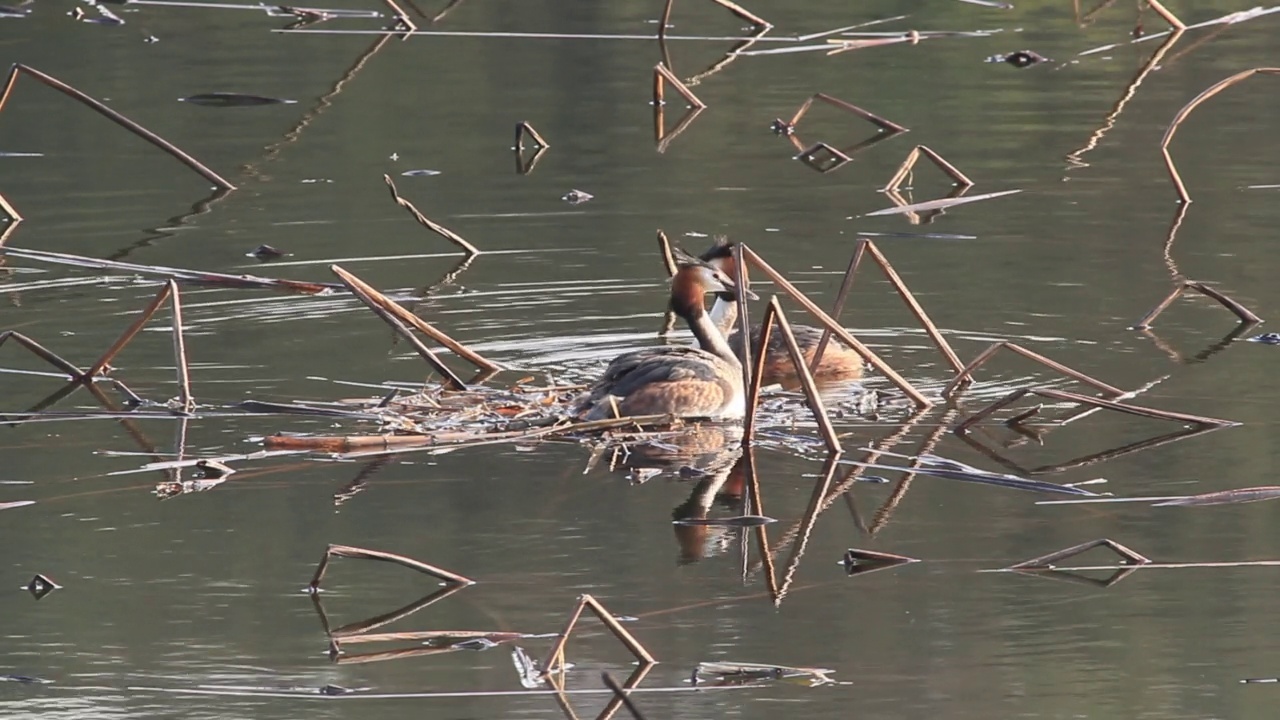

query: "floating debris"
left=0, top=500, right=34, bottom=511
left=1152, top=486, right=1280, bottom=507
left=318, top=684, right=351, bottom=695
left=562, top=189, right=594, bottom=204
left=24, top=574, right=60, bottom=600
left=247, top=244, right=288, bottom=260
left=986, top=50, right=1050, bottom=67
left=691, top=661, right=836, bottom=687
left=0, top=674, right=49, bottom=684
left=1247, top=332, right=1280, bottom=345
left=672, top=514, right=776, bottom=527
left=179, top=92, right=298, bottom=107
left=400, top=169, right=442, bottom=177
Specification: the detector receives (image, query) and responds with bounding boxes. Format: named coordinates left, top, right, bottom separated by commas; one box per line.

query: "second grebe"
left=574, top=261, right=750, bottom=421
left=696, top=239, right=865, bottom=385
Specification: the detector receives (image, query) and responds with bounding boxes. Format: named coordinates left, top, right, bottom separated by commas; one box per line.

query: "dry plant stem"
left=710, top=0, right=770, bottom=28
left=0, top=192, right=21, bottom=222
left=539, top=594, right=656, bottom=677
left=653, top=64, right=706, bottom=109
left=1034, top=387, right=1236, bottom=427
left=864, top=241, right=966, bottom=375
left=658, top=0, right=674, bottom=38
left=84, top=282, right=174, bottom=378
left=0, top=64, right=235, bottom=190
left=731, top=242, right=754, bottom=411
left=740, top=245, right=931, bottom=408
left=0, top=331, right=86, bottom=378
left=309, top=543, right=474, bottom=590
left=656, top=230, right=677, bottom=277
left=1145, top=0, right=1185, bottom=28
left=334, top=267, right=467, bottom=390
left=940, top=341, right=1124, bottom=400
left=741, top=300, right=775, bottom=446
left=1006, top=538, right=1151, bottom=570
left=601, top=670, right=650, bottom=720
left=382, top=174, right=481, bottom=255
left=332, top=265, right=500, bottom=372
left=883, top=145, right=974, bottom=192
left=808, top=245, right=865, bottom=374
left=1161, top=68, right=1280, bottom=203
left=382, top=0, right=417, bottom=31
left=771, top=298, right=842, bottom=454
left=515, top=121, right=549, bottom=149
left=788, top=93, right=908, bottom=133
left=1134, top=281, right=1262, bottom=328
left=167, top=281, right=194, bottom=411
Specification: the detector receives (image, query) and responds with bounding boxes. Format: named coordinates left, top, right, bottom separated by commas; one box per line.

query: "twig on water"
left=794, top=142, right=852, bottom=173
left=0, top=64, right=235, bottom=190
left=656, top=230, right=677, bottom=277
left=940, top=341, right=1124, bottom=400
left=782, top=92, right=908, bottom=135
left=382, top=0, right=417, bottom=32
left=1132, top=280, right=1262, bottom=328
left=539, top=594, right=656, bottom=680
left=768, top=298, right=842, bottom=454
left=308, top=543, right=474, bottom=592
left=810, top=240, right=965, bottom=378
left=739, top=245, right=932, bottom=408
left=655, top=106, right=704, bottom=153
left=1005, top=537, right=1151, bottom=570
left=332, top=264, right=500, bottom=372
left=953, top=385, right=1237, bottom=432
left=514, top=121, right=550, bottom=150
left=882, top=145, right=974, bottom=192
left=1161, top=68, right=1280, bottom=203
left=1145, top=0, right=1186, bottom=30
left=0, top=331, right=86, bottom=379
left=602, top=671, right=650, bottom=720
left=865, top=189, right=1021, bottom=218
left=382, top=174, right=481, bottom=256
left=0, top=191, right=22, bottom=222
left=331, top=267, right=470, bottom=389
left=167, top=280, right=194, bottom=412
left=658, top=0, right=770, bottom=39
left=653, top=64, right=706, bottom=109
left=0, top=246, right=338, bottom=294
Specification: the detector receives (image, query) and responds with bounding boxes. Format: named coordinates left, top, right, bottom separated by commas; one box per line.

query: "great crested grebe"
left=573, top=260, right=752, bottom=421
left=696, top=238, right=865, bottom=385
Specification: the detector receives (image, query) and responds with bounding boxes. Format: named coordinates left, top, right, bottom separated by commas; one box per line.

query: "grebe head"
left=668, top=259, right=755, bottom=318
left=694, top=237, right=739, bottom=303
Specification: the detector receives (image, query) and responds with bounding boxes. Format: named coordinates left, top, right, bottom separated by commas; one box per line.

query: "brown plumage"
left=573, top=262, right=746, bottom=421
left=697, top=238, right=865, bottom=386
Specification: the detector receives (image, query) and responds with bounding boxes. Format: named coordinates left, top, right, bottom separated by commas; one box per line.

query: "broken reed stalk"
left=883, top=145, right=974, bottom=192
left=0, top=64, right=235, bottom=190
left=382, top=174, right=481, bottom=256
left=0, top=191, right=22, bottom=222
left=602, top=671, right=649, bottom=720
left=788, top=92, right=908, bottom=134
left=0, top=331, right=86, bottom=379
left=0, top=246, right=337, bottom=294
left=709, top=0, right=770, bottom=28
left=740, top=245, right=932, bottom=408
left=309, top=543, right=474, bottom=591
left=770, top=298, right=842, bottom=454
left=740, top=298, right=775, bottom=446
left=83, top=282, right=174, bottom=378
left=1133, top=281, right=1262, bottom=328
left=539, top=594, right=656, bottom=678
left=382, top=0, right=417, bottom=31
left=166, top=280, right=194, bottom=412
left=653, top=64, right=706, bottom=109
left=807, top=244, right=865, bottom=373
left=1005, top=538, right=1151, bottom=570
left=940, top=341, right=1125, bottom=400
left=331, top=266, right=467, bottom=390
left=1145, top=0, right=1186, bottom=29
left=731, top=241, right=755, bottom=417
left=955, top=386, right=1236, bottom=431
left=332, top=265, right=500, bottom=373
left=514, top=121, right=549, bottom=150
left=1161, top=68, right=1280, bottom=203
left=656, top=229, right=677, bottom=277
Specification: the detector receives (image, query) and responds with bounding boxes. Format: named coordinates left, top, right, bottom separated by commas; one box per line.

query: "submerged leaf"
left=179, top=93, right=297, bottom=107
